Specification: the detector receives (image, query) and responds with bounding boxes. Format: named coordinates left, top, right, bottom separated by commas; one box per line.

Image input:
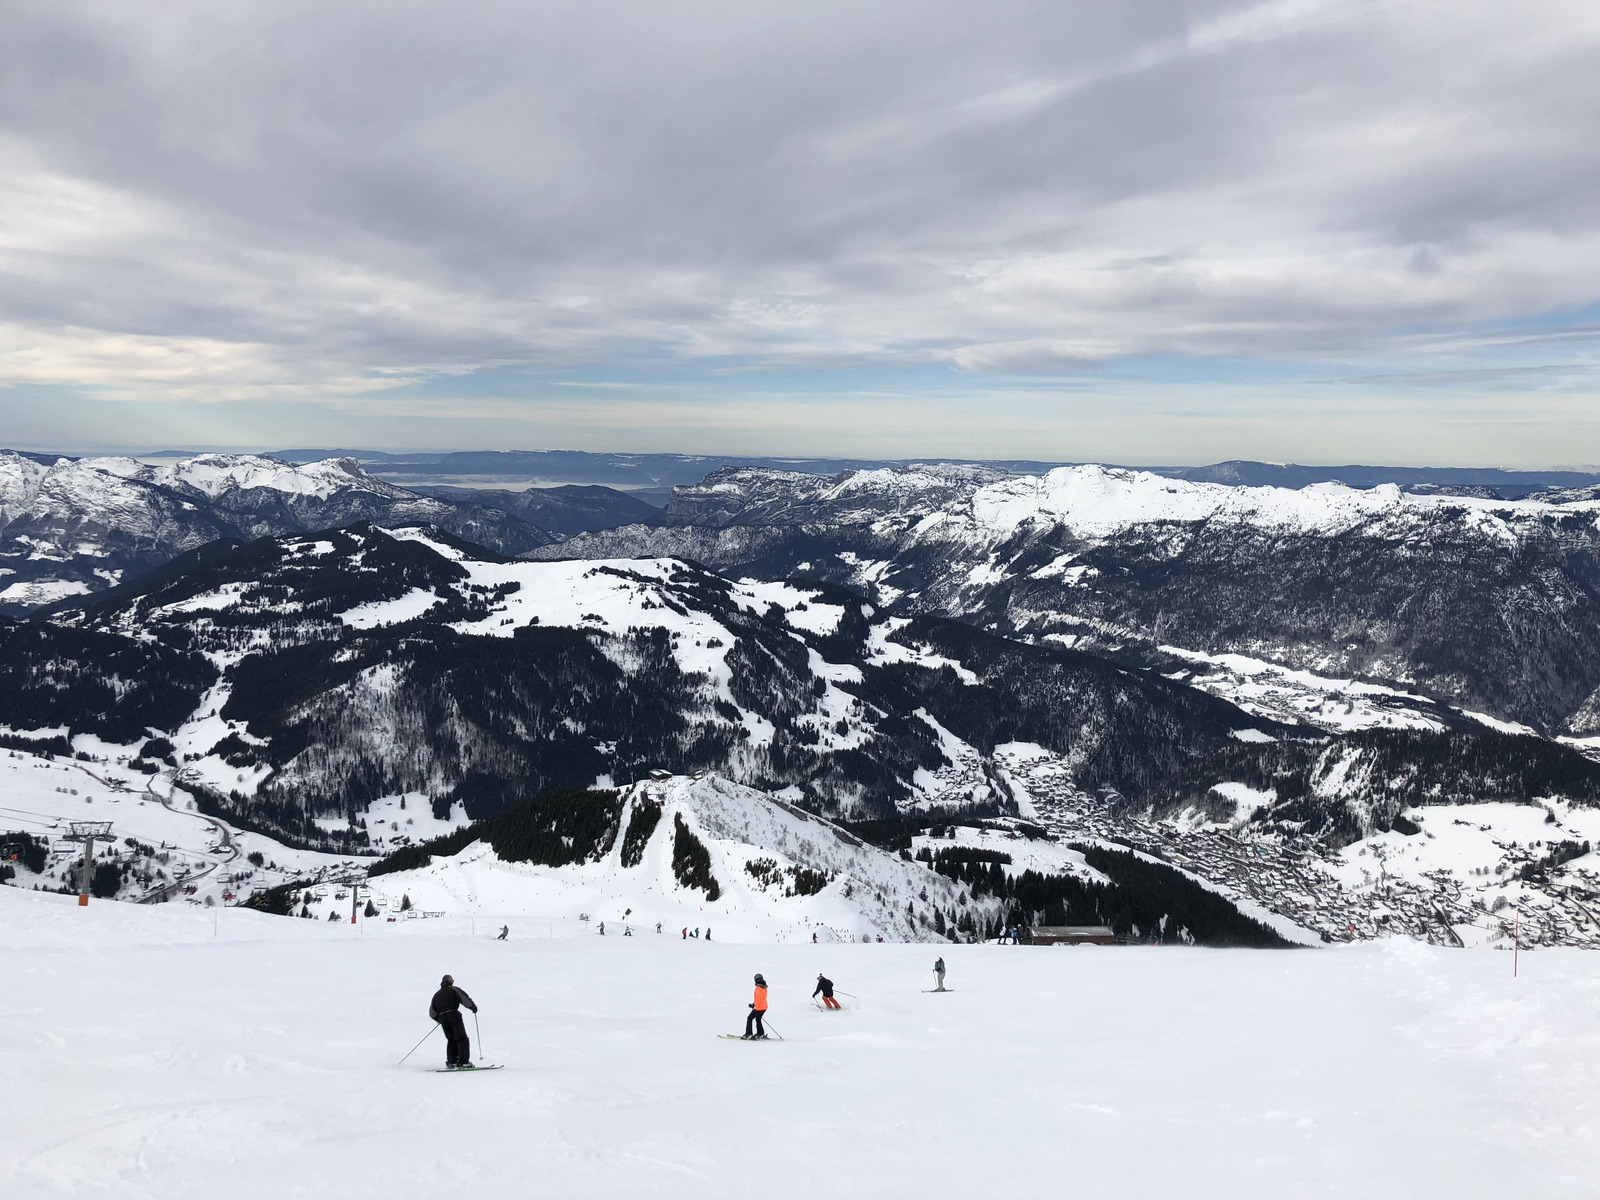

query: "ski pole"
left=473, top=1011, right=483, bottom=1062
left=398, top=1023, right=438, bottom=1065
left=837, top=990, right=858, bottom=999
left=763, top=1020, right=784, bottom=1041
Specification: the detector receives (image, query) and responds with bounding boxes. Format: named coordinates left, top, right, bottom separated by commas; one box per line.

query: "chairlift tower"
left=334, top=873, right=366, bottom=924
left=62, top=821, right=114, bottom=907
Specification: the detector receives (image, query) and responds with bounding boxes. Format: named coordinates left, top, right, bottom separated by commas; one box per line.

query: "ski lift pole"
left=398, top=1023, right=438, bottom=1066
left=63, top=821, right=113, bottom=907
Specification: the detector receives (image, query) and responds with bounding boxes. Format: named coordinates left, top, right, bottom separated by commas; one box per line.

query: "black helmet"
left=754, top=973, right=766, bottom=985
left=441, top=974, right=453, bottom=985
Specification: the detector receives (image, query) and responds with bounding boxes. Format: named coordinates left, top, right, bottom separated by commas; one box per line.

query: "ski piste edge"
left=430, top=1064, right=504, bottom=1072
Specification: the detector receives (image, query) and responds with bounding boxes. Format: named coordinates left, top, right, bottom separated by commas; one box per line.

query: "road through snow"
left=4, top=886, right=1599, bottom=1199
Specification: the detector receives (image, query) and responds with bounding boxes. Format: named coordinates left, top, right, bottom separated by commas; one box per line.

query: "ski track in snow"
left=4, top=885, right=1600, bottom=1200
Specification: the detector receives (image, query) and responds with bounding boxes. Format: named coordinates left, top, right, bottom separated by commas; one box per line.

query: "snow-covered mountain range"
left=536, top=463, right=1600, bottom=736
left=24, top=522, right=1289, bottom=834
left=5, top=515, right=1600, bottom=946
left=7, top=455, right=1600, bottom=946
left=0, top=451, right=555, bottom=612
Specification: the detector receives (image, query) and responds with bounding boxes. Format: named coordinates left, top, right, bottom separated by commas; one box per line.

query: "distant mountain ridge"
left=0, top=451, right=555, bottom=613
left=1165, top=460, right=1600, bottom=498
left=532, top=463, right=1600, bottom=735
left=263, top=448, right=1600, bottom=500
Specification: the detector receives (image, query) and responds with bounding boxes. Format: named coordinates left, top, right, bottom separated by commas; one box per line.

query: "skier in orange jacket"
left=742, top=973, right=769, bottom=1039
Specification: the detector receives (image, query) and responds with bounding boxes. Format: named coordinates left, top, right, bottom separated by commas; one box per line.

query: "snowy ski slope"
left=4, top=885, right=1599, bottom=1200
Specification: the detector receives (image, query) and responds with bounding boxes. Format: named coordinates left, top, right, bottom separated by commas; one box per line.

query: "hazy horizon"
left=4, top=441, right=1598, bottom=478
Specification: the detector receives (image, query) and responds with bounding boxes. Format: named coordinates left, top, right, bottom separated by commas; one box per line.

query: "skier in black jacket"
left=813, top=974, right=841, bottom=1009
left=429, top=974, right=479, bottom=1068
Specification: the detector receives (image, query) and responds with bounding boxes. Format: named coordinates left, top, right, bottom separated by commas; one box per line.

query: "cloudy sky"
left=2, top=0, right=1598, bottom=464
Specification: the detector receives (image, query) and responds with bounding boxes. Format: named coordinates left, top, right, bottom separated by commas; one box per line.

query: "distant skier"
left=813, top=974, right=840, bottom=1009
left=682, top=927, right=688, bottom=940
left=811, top=931, right=817, bottom=944
left=429, top=974, right=479, bottom=1069
left=743, top=973, right=769, bottom=1039
left=599, top=921, right=605, bottom=936
left=657, top=922, right=662, bottom=934
left=933, top=956, right=947, bottom=991
left=705, top=927, right=711, bottom=941
left=497, top=924, right=508, bottom=941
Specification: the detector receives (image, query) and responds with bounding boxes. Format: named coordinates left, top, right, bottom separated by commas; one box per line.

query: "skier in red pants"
left=813, top=974, right=841, bottom=1009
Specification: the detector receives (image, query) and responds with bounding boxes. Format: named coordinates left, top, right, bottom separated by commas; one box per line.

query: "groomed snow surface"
left=5, top=887, right=1599, bottom=1200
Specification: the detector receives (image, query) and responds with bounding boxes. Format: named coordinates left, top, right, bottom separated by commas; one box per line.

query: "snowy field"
left=5, top=887, right=1600, bottom=1199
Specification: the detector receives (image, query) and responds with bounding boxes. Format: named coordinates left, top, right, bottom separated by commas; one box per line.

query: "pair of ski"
left=431, top=1063, right=504, bottom=1072
left=719, top=1033, right=783, bottom=1042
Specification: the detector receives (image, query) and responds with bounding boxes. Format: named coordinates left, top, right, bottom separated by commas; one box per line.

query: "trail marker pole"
left=1514, top=911, right=1520, bottom=978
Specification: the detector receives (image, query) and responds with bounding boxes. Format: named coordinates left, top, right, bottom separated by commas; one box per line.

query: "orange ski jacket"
left=752, top=985, right=768, bottom=1011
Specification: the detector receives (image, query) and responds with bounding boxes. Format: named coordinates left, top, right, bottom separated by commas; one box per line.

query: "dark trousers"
left=744, top=1008, right=766, bottom=1037
left=438, top=1010, right=471, bottom=1065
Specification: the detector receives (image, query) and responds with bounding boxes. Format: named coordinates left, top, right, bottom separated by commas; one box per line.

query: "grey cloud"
left=0, top=0, right=1597, bottom=408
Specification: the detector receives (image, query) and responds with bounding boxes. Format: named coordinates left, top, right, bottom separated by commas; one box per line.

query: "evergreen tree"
left=670, top=814, right=721, bottom=900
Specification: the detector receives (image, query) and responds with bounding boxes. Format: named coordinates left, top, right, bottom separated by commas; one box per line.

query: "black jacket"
left=429, top=984, right=478, bottom=1021
left=812, top=976, right=834, bottom=999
